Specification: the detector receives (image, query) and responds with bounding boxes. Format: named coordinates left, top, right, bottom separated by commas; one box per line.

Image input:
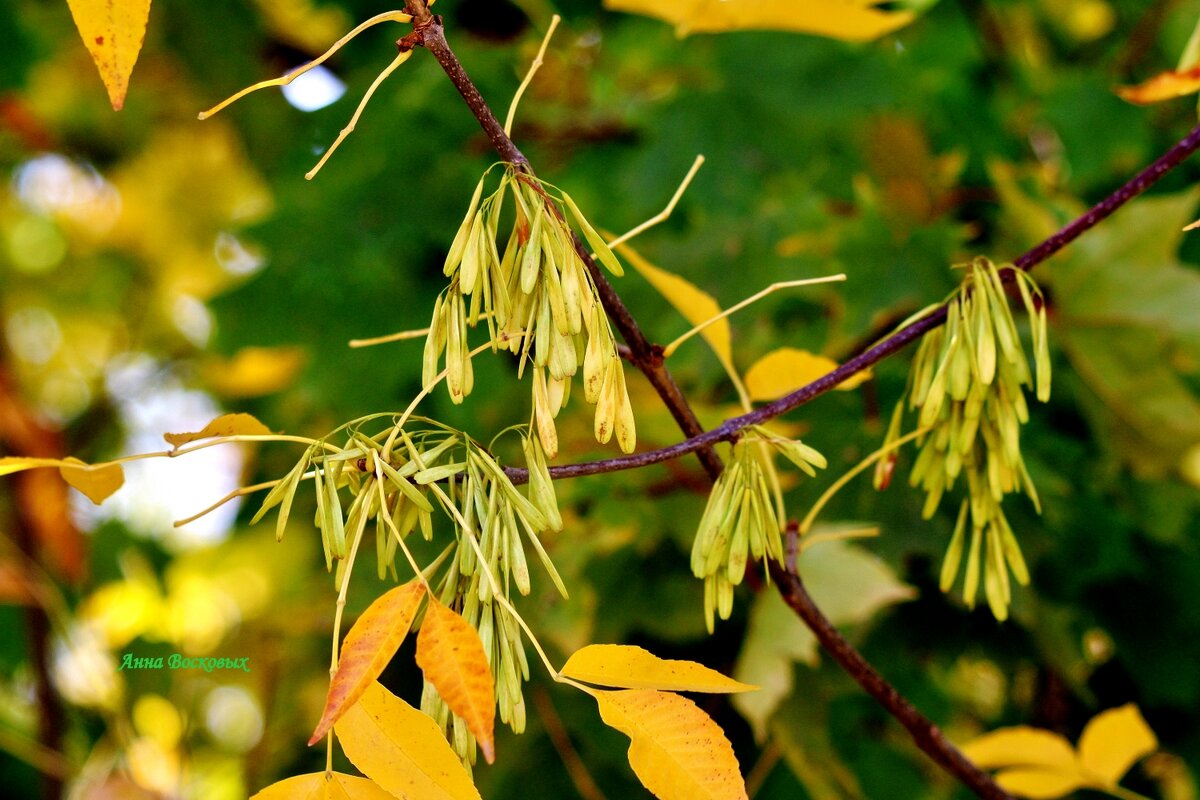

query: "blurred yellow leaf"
left=595, top=689, right=748, bottom=800
left=415, top=596, right=497, bottom=764
left=1116, top=66, right=1200, bottom=105
left=1077, top=704, right=1158, bottom=787
left=992, top=768, right=1086, bottom=799
left=0, top=456, right=64, bottom=476
left=252, top=0, right=352, bottom=55
left=961, top=727, right=1077, bottom=771
left=65, top=0, right=152, bottom=110
left=58, top=456, right=124, bottom=504
left=961, top=706, right=1160, bottom=799
left=616, top=241, right=733, bottom=370
left=603, top=0, right=915, bottom=41
left=309, top=580, right=427, bottom=745
left=203, top=346, right=308, bottom=398
left=744, top=347, right=869, bottom=400
left=563, top=644, right=757, bottom=693
left=163, top=413, right=272, bottom=448
left=250, top=771, right=400, bottom=799
left=334, top=682, right=481, bottom=800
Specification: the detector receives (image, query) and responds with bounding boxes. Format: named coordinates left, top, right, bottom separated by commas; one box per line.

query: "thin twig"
left=606, top=155, right=706, bottom=250
left=531, top=687, right=607, bottom=800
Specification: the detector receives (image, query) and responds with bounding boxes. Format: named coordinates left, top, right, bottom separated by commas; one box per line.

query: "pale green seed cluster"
left=691, top=428, right=826, bottom=632
left=254, top=418, right=566, bottom=765
left=878, top=257, right=1050, bottom=620
left=425, top=164, right=634, bottom=457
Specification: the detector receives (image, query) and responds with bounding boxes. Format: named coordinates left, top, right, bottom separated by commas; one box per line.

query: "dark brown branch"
left=402, top=4, right=725, bottom=481
left=769, top=530, right=1011, bottom=800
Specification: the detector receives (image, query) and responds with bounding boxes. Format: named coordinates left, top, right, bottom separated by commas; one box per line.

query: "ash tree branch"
left=401, top=2, right=724, bottom=480
left=398, top=3, right=1200, bottom=797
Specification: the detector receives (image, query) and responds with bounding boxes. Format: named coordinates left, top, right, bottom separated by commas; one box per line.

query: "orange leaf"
left=250, top=771, right=399, bottom=799
left=562, top=644, right=757, bottom=693
left=58, top=457, right=124, bottom=504
left=65, top=0, right=152, bottom=110
left=594, top=689, right=748, bottom=800
left=163, top=413, right=272, bottom=448
left=415, top=597, right=496, bottom=763
left=1116, top=66, right=1200, bottom=105
left=334, top=682, right=481, bottom=800
left=309, top=580, right=427, bottom=745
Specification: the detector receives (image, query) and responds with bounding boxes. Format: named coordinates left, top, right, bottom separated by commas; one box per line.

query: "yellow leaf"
left=309, top=581, right=427, bottom=745
left=1077, top=704, right=1158, bottom=787
left=65, top=0, right=152, bottom=110
left=0, top=457, right=67, bottom=476
left=334, top=683, right=481, bottom=800
left=58, top=457, right=124, bottom=504
left=202, top=346, right=308, bottom=398
left=250, top=771, right=399, bottom=799
left=959, top=727, right=1078, bottom=771
left=562, top=644, right=757, bottom=693
left=1115, top=66, right=1200, bottom=105
left=415, top=597, right=496, bottom=764
left=743, top=347, right=869, bottom=401
left=594, top=689, right=748, bottom=800
left=603, top=0, right=915, bottom=42
left=163, top=413, right=272, bottom=448
left=993, top=768, right=1087, bottom=799
left=616, top=241, right=733, bottom=371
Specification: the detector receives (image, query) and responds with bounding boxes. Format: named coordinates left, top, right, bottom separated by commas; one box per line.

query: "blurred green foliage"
left=2, top=0, right=1200, bottom=798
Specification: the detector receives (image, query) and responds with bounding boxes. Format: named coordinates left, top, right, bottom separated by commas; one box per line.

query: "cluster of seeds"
left=424, top=164, right=634, bottom=457
left=691, top=428, right=826, bottom=632
left=877, top=257, right=1050, bottom=619
left=254, top=418, right=566, bottom=765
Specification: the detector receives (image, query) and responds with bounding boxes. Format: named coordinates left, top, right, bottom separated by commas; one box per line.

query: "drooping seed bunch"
left=691, top=428, right=827, bottom=632
left=254, top=418, right=567, bottom=765
left=424, top=164, right=634, bottom=457
left=877, top=257, right=1050, bottom=619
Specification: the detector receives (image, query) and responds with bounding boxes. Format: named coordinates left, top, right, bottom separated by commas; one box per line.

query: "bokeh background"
left=2, top=0, right=1200, bottom=797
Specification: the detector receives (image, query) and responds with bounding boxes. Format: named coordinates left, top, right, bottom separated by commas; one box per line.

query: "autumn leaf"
left=201, top=346, right=308, bottom=398
left=334, top=682, right=481, bottom=800
left=65, top=0, right=152, bottom=110
left=0, top=457, right=67, bottom=476
left=743, top=347, right=870, bottom=401
left=594, top=689, right=748, bottom=800
left=250, top=771, right=399, bottom=800
left=415, top=596, right=497, bottom=764
left=0, top=456, right=124, bottom=505
left=562, top=644, right=756, bottom=693
left=309, top=580, right=427, bottom=745
left=603, top=0, right=915, bottom=42
left=616, top=241, right=733, bottom=371
left=1076, top=704, right=1158, bottom=787
left=163, top=413, right=272, bottom=448
left=1115, top=65, right=1200, bottom=105
left=58, top=457, right=124, bottom=504
left=961, top=705, right=1159, bottom=799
